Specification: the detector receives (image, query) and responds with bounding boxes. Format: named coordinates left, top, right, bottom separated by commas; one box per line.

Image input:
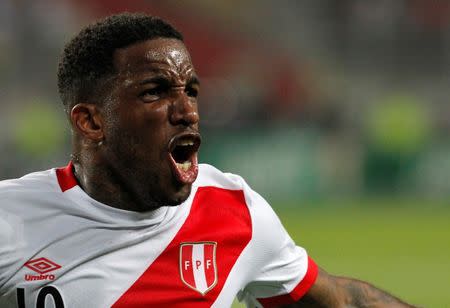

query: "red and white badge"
left=179, top=242, right=217, bottom=295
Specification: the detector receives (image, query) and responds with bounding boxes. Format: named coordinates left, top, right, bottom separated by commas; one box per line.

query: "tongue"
left=171, top=155, right=198, bottom=184
left=178, top=161, right=192, bottom=172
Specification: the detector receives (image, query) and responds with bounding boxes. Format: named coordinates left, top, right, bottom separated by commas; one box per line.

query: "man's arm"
left=286, top=267, right=416, bottom=308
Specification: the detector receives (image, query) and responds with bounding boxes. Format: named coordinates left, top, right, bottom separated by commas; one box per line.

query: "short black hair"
left=57, top=13, right=183, bottom=111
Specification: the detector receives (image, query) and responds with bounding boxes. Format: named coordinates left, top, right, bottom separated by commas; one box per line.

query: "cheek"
left=143, top=103, right=170, bottom=123
left=112, top=102, right=166, bottom=132
left=114, top=103, right=171, bottom=152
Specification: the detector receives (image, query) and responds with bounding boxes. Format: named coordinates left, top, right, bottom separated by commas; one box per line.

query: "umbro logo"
left=24, top=257, right=61, bottom=281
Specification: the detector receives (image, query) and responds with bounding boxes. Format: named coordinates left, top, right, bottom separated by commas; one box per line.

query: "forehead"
left=113, top=38, right=193, bottom=74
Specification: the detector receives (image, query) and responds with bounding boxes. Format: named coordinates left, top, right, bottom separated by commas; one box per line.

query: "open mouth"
left=168, top=132, right=201, bottom=184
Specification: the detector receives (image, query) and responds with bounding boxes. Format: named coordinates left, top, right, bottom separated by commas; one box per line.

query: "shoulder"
left=0, top=170, right=60, bottom=226
left=195, top=164, right=284, bottom=234
left=0, top=169, right=58, bottom=199
left=195, top=163, right=275, bottom=213
left=195, top=163, right=246, bottom=190
left=0, top=167, right=58, bottom=219
left=0, top=168, right=59, bottom=245
left=195, top=164, right=269, bottom=215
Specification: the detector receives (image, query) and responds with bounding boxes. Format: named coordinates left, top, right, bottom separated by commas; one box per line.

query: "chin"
left=166, top=184, right=192, bottom=206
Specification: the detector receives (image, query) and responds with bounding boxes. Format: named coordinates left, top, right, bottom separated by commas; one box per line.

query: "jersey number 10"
left=17, top=287, right=65, bottom=308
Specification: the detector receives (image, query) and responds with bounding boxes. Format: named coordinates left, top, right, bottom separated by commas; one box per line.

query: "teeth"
left=178, top=140, right=194, bottom=146
left=177, top=161, right=192, bottom=171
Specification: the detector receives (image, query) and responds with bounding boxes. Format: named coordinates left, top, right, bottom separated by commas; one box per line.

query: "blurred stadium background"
left=0, top=1, right=449, bottom=306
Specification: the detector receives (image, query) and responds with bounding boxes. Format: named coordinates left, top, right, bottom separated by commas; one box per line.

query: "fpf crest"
left=179, top=242, right=217, bottom=295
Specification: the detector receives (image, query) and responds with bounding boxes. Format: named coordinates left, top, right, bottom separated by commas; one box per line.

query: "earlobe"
left=70, top=103, right=104, bottom=142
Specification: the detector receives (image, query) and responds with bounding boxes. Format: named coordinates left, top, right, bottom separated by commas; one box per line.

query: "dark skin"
left=69, top=38, right=415, bottom=307
left=70, top=38, right=200, bottom=212
left=285, top=268, right=417, bottom=307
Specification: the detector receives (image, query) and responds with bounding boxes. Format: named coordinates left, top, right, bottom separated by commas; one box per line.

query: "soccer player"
left=0, top=13, right=415, bottom=307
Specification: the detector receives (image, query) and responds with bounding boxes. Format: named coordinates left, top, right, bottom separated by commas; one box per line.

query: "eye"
left=139, top=87, right=164, bottom=102
left=185, top=86, right=199, bottom=98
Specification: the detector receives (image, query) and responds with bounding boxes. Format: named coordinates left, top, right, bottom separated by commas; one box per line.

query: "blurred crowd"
left=1, top=0, right=449, bottom=200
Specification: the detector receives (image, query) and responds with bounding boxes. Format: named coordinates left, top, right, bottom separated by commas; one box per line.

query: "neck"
left=72, top=158, right=155, bottom=212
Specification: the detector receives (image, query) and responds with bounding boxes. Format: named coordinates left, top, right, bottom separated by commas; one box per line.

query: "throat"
left=72, top=163, right=162, bottom=213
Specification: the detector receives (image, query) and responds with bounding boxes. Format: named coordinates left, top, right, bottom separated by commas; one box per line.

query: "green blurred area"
left=13, top=103, right=66, bottom=157
left=201, top=129, right=450, bottom=200
left=233, top=199, right=450, bottom=307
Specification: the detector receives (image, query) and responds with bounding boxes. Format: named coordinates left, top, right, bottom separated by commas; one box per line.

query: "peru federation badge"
left=179, top=242, right=217, bottom=295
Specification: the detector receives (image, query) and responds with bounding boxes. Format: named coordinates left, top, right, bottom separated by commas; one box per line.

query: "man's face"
left=100, top=38, right=201, bottom=210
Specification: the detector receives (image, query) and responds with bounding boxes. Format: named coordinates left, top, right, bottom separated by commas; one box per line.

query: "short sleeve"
left=237, top=184, right=318, bottom=308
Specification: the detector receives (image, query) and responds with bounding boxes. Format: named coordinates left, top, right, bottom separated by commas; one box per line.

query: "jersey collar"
left=56, top=161, right=78, bottom=192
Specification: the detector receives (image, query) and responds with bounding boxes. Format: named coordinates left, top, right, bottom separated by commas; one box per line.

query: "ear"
left=70, top=103, right=104, bottom=142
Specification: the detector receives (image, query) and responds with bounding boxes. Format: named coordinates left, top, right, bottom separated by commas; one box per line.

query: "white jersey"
left=0, top=163, right=317, bottom=308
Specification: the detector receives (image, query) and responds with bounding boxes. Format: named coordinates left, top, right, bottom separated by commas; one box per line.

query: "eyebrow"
left=138, top=75, right=201, bottom=86
left=139, top=76, right=170, bottom=86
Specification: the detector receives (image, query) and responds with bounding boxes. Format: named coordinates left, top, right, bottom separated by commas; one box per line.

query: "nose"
left=169, top=92, right=199, bottom=126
